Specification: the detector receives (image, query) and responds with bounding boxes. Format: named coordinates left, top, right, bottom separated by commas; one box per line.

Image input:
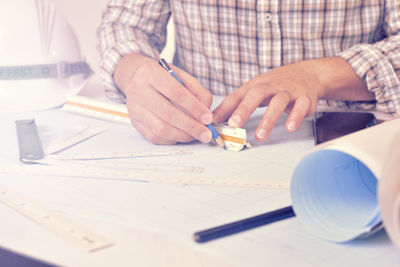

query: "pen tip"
left=215, top=136, right=225, bottom=148
left=193, top=234, right=200, bottom=241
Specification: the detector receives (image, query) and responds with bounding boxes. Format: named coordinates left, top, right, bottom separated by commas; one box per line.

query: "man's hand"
left=212, top=57, right=374, bottom=142
left=114, top=54, right=214, bottom=145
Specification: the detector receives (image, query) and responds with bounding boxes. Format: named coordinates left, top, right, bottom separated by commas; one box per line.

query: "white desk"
left=0, top=84, right=399, bottom=267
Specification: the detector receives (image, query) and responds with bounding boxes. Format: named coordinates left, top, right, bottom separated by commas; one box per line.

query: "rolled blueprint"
left=291, top=117, right=400, bottom=244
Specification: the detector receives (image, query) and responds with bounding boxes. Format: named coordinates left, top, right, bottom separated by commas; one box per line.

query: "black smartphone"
left=312, top=112, right=375, bottom=145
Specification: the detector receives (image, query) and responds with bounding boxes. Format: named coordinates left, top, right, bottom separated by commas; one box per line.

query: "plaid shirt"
left=97, top=0, right=400, bottom=120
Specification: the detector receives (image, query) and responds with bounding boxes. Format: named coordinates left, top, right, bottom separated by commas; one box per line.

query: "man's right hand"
left=114, top=54, right=214, bottom=145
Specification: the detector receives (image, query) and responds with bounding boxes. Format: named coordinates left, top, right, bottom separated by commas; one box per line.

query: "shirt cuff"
left=336, top=39, right=400, bottom=119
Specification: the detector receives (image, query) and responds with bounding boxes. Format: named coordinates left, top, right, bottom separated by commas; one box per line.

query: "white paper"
left=378, top=132, right=400, bottom=250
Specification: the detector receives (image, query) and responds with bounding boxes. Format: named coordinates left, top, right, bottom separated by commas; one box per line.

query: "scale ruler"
left=0, top=165, right=289, bottom=189
left=50, top=160, right=205, bottom=173
left=63, top=96, right=130, bottom=124
left=44, top=125, right=105, bottom=155
left=0, top=185, right=112, bottom=252
left=45, top=150, right=193, bottom=160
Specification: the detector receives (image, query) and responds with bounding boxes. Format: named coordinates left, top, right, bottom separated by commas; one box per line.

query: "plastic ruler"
left=62, top=96, right=130, bottom=124
left=0, top=185, right=112, bottom=252
left=47, top=160, right=205, bottom=173
left=43, top=125, right=105, bottom=155
left=0, top=165, right=289, bottom=189
left=45, top=150, right=193, bottom=161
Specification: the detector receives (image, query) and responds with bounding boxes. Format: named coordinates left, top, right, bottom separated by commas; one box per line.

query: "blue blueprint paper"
left=291, top=149, right=381, bottom=242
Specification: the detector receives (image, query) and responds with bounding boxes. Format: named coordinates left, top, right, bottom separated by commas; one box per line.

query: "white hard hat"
left=0, top=0, right=91, bottom=112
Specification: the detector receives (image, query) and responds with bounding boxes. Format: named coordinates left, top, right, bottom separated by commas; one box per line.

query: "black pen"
left=158, top=58, right=225, bottom=148
left=193, top=206, right=295, bottom=243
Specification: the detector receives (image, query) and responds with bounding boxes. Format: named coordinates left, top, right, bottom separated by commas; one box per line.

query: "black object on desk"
left=312, top=112, right=375, bottom=145
left=193, top=206, right=295, bottom=243
left=0, top=246, right=57, bottom=267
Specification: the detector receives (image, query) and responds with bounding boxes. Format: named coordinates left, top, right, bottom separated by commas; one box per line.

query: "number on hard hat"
left=0, top=0, right=92, bottom=112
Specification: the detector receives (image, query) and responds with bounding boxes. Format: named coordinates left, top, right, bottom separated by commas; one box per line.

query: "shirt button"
left=264, top=12, right=272, bottom=22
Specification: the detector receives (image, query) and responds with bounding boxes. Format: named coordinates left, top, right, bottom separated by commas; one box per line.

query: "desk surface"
left=0, top=85, right=399, bottom=267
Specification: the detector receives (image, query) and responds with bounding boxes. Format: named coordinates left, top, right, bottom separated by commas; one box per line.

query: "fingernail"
left=228, top=115, right=241, bottom=127
left=287, top=120, right=296, bottom=131
left=201, top=113, right=213, bottom=124
left=200, top=131, right=212, bottom=143
left=256, top=128, right=267, bottom=139
left=212, top=113, right=219, bottom=124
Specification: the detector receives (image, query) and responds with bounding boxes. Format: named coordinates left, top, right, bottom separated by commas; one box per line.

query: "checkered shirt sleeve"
left=97, top=0, right=171, bottom=103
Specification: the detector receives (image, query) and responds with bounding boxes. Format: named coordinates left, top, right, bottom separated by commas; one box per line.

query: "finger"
left=285, top=96, right=312, bottom=132
left=173, top=66, right=213, bottom=108
left=255, top=92, right=291, bottom=142
left=150, top=65, right=213, bottom=125
left=227, top=86, right=266, bottom=128
left=131, top=89, right=213, bottom=144
left=212, top=91, right=244, bottom=124
left=127, top=98, right=195, bottom=144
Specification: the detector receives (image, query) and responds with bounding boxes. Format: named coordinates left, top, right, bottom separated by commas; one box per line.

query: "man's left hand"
left=212, top=60, right=323, bottom=142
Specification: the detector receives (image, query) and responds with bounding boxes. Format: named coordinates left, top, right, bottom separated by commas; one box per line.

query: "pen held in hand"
left=158, top=58, right=224, bottom=148
left=193, top=206, right=295, bottom=243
